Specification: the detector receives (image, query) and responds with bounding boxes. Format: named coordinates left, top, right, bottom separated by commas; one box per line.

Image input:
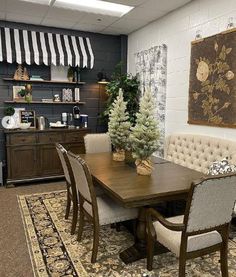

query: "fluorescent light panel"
left=20, top=0, right=52, bottom=4
left=54, top=0, right=134, bottom=17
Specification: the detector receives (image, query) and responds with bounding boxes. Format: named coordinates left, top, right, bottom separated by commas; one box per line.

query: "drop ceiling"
left=0, top=0, right=192, bottom=35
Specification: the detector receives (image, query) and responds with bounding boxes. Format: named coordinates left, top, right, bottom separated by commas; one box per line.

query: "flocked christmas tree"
left=130, top=89, right=159, bottom=175
left=108, top=89, right=131, bottom=161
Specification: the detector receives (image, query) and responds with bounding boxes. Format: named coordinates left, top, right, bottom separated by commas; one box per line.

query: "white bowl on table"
left=19, top=122, right=31, bottom=129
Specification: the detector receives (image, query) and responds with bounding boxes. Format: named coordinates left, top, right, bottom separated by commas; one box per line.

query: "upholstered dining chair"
left=67, top=151, right=138, bottom=263
left=146, top=174, right=236, bottom=277
left=55, top=143, right=78, bottom=235
left=84, top=133, right=111, bottom=153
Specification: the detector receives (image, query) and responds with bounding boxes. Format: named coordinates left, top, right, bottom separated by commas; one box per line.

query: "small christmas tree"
left=130, top=89, right=159, bottom=175
left=108, top=89, right=131, bottom=161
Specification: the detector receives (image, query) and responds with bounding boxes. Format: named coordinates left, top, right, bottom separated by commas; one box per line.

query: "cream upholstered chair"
left=55, top=143, right=78, bottom=235
left=67, top=151, right=138, bottom=263
left=146, top=174, right=236, bottom=276
left=84, top=133, right=111, bottom=153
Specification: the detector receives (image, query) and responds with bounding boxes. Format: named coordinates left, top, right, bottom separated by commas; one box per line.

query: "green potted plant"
left=4, top=106, right=15, bottom=116
left=129, top=89, right=159, bottom=175
left=67, top=67, right=74, bottom=82
left=101, top=62, right=140, bottom=127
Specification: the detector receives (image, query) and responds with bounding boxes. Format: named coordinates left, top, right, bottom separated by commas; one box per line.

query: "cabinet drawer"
left=38, top=133, right=63, bottom=144
left=10, top=134, right=36, bottom=145
left=65, top=132, right=85, bottom=143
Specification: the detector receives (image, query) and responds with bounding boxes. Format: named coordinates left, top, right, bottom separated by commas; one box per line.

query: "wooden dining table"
left=79, top=152, right=204, bottom=264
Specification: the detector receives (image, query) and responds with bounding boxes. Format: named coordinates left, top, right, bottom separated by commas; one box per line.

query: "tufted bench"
left=164, top=133, right=236, bottom=175
left=164, top=133, right=236, bottom=215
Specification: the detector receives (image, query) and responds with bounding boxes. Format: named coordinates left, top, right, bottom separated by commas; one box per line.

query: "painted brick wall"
left=128, top=0, right=236, bottom=141
left=0, top=20, right=127, bottom=162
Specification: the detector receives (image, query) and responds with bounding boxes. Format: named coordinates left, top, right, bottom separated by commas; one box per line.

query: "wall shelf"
left=3, top=78, right=86, bottom=85
left=4, top=101, right=86, bottom=105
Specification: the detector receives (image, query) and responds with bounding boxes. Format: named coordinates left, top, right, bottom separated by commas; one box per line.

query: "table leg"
left=119, top=207, right=168, bottom=264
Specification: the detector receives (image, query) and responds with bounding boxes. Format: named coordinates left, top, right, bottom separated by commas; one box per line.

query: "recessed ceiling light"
left=54, top=0, right=134, bottom=17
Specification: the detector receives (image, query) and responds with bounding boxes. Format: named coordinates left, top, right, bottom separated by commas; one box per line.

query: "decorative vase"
left=68, top=77, right=73, bottom=82
left=113, top=149, right=125, bottom=161
left=135, top=159, right=153, bottom=175
left=25, top=93, right=32, bottom=103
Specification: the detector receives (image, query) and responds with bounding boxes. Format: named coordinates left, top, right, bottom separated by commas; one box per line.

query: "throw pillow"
left=208, top=157, right=236, bottom=175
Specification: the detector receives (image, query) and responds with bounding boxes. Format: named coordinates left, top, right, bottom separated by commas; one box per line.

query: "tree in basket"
left=129, top=89, right=159, bottom=175
left=108, top=89, right=131, bottom=161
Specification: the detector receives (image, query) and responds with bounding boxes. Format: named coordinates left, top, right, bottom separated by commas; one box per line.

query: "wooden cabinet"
left=5, top=128, right=90, bottom=186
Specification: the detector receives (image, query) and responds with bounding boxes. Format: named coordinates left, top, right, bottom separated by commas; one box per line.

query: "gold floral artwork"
left=188, top=29, right=236, bottom=128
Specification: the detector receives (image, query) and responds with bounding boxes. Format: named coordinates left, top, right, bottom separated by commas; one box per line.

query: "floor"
left=0, top=181, right=65, bottom=277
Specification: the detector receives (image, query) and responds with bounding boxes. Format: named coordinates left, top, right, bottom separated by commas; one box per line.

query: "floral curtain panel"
left=135, top=45, right=167, bottom=157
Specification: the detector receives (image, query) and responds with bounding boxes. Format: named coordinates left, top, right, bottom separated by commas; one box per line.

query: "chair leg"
left=71, top=203, right=78, bottom=235
left=77, top=208, right=85, bottom=241
left=91, top=224, right=100, bottom=263
left=65, top=192, right=71, bottom=220
left=220, top=244, right=229, bottom=277
left=147, top=233, right=154, bottom=271
left=178, top=258, right=186, bottom=277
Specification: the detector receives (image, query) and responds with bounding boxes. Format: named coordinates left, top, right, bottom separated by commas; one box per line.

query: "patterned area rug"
left=18, top=191, right=236, bottom=277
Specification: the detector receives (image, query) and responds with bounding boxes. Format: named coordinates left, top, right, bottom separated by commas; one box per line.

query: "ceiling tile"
left=78, top=13, right=119, bottom=26
left=143, top=0, right=192, bottom=12
left=122, top=6, right=166, bottom=21
left=46, top=6, right=85, bottom=21
left=0, top=0, right=6, bottom=11
left=101, top=0, right=147, bottom=7
left=6, top=0, right=49, bottom=17
left=72, top=23, right=107, bottom=33
left=111, top=18, right=149, bottom=31
left=101, top=26, right=125, bottom=35
left=41, top=17, right=76, bottom=29
left=6, top=12, right=42, bottom=24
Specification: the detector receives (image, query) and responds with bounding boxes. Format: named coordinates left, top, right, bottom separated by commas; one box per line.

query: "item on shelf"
left=67, top=113, right=74, bottom=128
left=37, top=116, right=49, bottom=130
left=19, top=122, right=31, bottom=129
left=74, top=88, right=80, bottom=102
left=53, top=94, right=61, bottom=102
left=49, top=121, right=66, bottom=128
left=73, top=103, right=80, bottom=128
left=13, top=64, right=23, bottom=80
left=51, top=65, right=69, bottom=82
left=13, top=108, right=25, bottom=128
left=12, top=86, right=26, bottom=101
left=25, top=84, right=32, bottom=103
left=62, top=88, right=73, bottom=102
left=1, top=116, right=17, bottom=129
left=30, top=75, right=44, bottom=81
left=20, top=110, right=36, bottom=128
left=61, top=112, right=68, bottom=125
left=80, top=114, right=88, bottom=128
left=23, top=67, right=29, bottom=80
left=67, top=67, right=74, bottom=82
left=42, top=99, right=53, bottom=103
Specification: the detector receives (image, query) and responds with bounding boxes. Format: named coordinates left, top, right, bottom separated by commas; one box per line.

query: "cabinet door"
left=39, top=144, right=63, bottom=176
left=8, top=146, right=37, bottom=179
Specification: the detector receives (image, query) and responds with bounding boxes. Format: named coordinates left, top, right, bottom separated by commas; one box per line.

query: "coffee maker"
left=73, top=104, right=80, bottom=128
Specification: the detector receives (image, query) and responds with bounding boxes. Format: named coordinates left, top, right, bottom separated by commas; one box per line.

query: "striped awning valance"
left=0, top=27, right=94, bottom=68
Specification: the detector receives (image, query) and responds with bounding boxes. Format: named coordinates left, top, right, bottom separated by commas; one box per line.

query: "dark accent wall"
left=0, top=21, right=127, bottom=161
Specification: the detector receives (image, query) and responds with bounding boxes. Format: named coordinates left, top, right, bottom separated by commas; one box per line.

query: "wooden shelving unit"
left=4, top=101, right=85, bottom=105
left=3, top=78, right=85, bottom=85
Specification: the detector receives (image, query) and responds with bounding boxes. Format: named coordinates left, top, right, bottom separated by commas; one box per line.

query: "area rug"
left=18, top=191, right=236, bottom=277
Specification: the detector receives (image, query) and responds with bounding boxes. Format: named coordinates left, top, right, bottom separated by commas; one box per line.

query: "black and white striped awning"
left=0, top=27, right=94, bottom=68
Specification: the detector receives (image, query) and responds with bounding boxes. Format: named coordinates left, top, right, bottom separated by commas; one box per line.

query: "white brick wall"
left=128, top=0, right=236, bottom=141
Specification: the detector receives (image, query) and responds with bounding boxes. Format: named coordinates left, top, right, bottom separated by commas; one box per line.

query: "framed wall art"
left=188, top=28, right=236, bottom=128
left=12, top=86, right=25, bottom=101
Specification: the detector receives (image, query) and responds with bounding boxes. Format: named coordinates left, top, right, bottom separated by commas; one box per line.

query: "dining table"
left=79, top=152, right=204, bottom=264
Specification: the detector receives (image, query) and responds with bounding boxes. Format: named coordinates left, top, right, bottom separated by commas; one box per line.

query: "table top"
left=80, top=153, right=204, bottom=208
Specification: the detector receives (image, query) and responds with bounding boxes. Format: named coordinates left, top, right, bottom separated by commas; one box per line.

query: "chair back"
left=55, top=143, right=70, bottom=184
left=84, top=133, right=111, bottom=153
left=185, top=174, right=236, bottom=233
left=67, top=151, right=96, bottom=207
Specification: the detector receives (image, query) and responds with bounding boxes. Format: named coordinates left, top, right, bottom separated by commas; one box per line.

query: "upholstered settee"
left=164, top=133, right=236, bottom=214
left=164, top=133, right=236, bottom=175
